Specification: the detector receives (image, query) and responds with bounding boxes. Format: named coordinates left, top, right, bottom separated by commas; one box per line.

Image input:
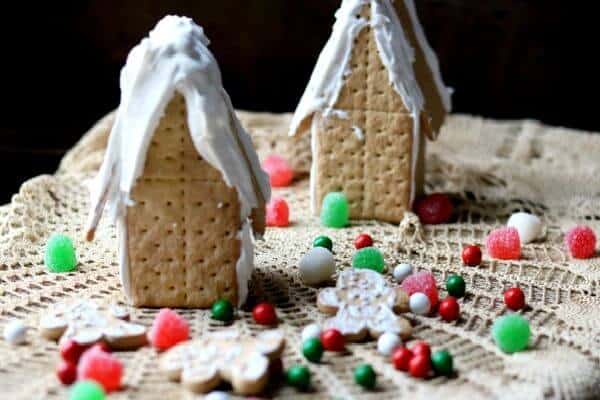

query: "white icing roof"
left=87, top=16, right=270, bottom=229
left=289, top=0, right=451, bottom=137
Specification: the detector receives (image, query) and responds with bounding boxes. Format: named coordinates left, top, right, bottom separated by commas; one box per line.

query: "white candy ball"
left=299, top=247, right=335, bottom=285
left=204, top=391, right=230, bottom=400
left=409, top=292, right=431, bottom=315
left=392, top=263, right=413, bottom=282
left=3, top=319, right=27, bottom=345
left=301, top=323, right=322, bottom=342
left=377, top=332, right=402, bottom=356
left=507, top=212, right=542, bottom=244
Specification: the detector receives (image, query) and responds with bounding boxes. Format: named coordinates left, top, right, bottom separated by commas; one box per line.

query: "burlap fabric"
left=1, top=112, right=599, bottom=399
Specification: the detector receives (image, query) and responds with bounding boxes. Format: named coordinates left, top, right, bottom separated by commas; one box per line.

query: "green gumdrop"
left=320, top=192, right=349, bottom=228
left=352, top=247, right=385, bottom=273
left=431, top=349, right=453, bottom=375
left=45, top=233, right=77, bottom=273
left=492, top=314, right=530, bottom=353
left=69, top=380, right=106, bottom=400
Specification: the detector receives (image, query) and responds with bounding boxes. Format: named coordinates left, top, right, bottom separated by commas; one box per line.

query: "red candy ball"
left=439, top=297, right=460, bottom=322
left=56, top=360, right=77, bottom=385
left=149, top=308, right=190, bottom=351
left=462, top=245, right=482, bottom=266
left=354, top=234, right=374, bottom=249
left=321, top=329, right=345, bottom=352
left=252, top=302, right=278, bottom=325
left=77, top=346, right=123, bottom=392
left=262, top=155, right=294, bottom=187
left=414, top=193, right=454, bottom=225
left=266, top=197, right=290, bottom=227
left=565, top=225, right=597, bottom=259
left=504, top=287, right=526, bottom=311
left=60, top=339, right=88, bottom=364
left=391, top=347, right=413, bottom=371
left=410, top=341, right=431, bottom=358
left=408, top=354, right=431, bottom=379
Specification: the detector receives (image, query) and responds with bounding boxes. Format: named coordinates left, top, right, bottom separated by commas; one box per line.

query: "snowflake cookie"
left=317, top=269, right=412, bottom=341
left=39, top=299, right=147, bottom=350
left=160, top=329, right=285, bottom=395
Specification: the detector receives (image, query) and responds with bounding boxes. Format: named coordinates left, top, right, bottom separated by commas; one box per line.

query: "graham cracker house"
left=85, top=16, right=270, bottom=308
left=289, top=0, right=452, bottom=223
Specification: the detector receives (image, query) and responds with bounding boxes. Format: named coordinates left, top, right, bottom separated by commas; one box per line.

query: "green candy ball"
left=69, top=380, right=105, bottom=400
left=353, top=364, right=376, bottom=389
left=352, top=247, right=385, bottom=273
left=431, top=349, right=453, bottom=375
left=492, top=314, right=531, bottom=353
left=211, top=299, right=234, bottom=322
left=446, top=274, right=466, bottom=298
left=45, top=233, right=77, bottom=273
left=313, top=235, right=333, bottom=252
left=302, top=337, right=324, bottom=363
left=286, top=365, right=311, bottom=390
left=320, top=192, right=349, bottom=228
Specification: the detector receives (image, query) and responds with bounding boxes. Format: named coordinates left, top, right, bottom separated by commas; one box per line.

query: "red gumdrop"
left=438, top=297, right=460, bottom=322
left=321, top=329, right=345, bottom=352
left=401, top=272, right=439, bottom=308
left=391, top=347, right=413, bottom=371
left=410, top=341, right=431, bottom=358
left=263, top=155, right=294, bottom=187
left=462, top=244, right=482, bottom=266
left=60, top=339, right=88, bottom=364
left=414, top=193, right=454, bottom=225
left=565, top=225, right=597, bottom=259
left=77, top=346, right=123, bottom=392
left=56, top=360, right=77, bottom=385
left=252, top=302, right=278, bottom=325
left=408, top=354, right=431, bottom=379
left=486, top=227, right=521, bottom=260
left=354, top=233, right=374, bottom=249
left=266, top=197, right=290, bottom=227
left=504, top=287, right=526, bottom=311
left=149, top=308, right=190, bottom=351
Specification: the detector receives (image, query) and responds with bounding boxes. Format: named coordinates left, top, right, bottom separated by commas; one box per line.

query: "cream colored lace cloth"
left=0, top=112, right=599, bottom=399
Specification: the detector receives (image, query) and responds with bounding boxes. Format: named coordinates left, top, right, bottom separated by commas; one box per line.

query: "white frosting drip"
left=86, top=16, right=270, bottom=306
left=289, top=0, right=450, bottom=207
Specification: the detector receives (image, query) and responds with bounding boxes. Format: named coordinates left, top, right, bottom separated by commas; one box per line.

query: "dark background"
left=1, top=1, right=595, bottom=203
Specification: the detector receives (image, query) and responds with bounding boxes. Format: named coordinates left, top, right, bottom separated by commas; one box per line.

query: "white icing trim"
left=87, top=16, right=270, bottom=307
left=117, top=216, right=131, bottom=300
left=235, top=221, right=253, bottom=307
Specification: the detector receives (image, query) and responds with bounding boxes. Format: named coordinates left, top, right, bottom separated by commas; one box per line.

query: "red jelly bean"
left=438, top=296, right=460, bottom=322
left=262, top=155, right=294, bottom=187
left=149, top=308, right=190, bottom=351
left=414, top=193, right=453, bottom=225
left=354, top=234, right=374, bottom=249
left=565, top=225, right=597, bottom=259
left=462, top=244, right=482, bottom=266
left=252, top=302, right=278, bottom=325
left=56, top=360, right=77, bottom=385
left=504, top=287, right=526, bottom=311
left=391, top=347, right=413, bottom=371
left=60, top=339, right=88, bottom=364
left=321, top=329, right=345, bottom=352
left=266, top=197, right=290, bottom=227
left=410, top=341, right=431, bottom=358
left=408, top=354, right=431, bottom=379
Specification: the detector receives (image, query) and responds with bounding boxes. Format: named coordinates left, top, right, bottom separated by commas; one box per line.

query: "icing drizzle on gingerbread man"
left=318, top=269, right=412, bottom=341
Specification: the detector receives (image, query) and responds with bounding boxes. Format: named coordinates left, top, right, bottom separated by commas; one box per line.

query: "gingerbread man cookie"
left=160, top=329, right=285, bottom=395
left=39, top=299, right=147, bottom=350
left=317, top=269, right=412, bottom=341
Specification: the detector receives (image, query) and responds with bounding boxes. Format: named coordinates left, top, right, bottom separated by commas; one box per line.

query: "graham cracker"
left=126, top=94, right=241, bottom=308
left=314, top=3, right=415, bottom=223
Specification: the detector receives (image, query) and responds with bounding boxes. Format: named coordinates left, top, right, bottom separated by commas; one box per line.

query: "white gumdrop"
left=392, top=263, right=413, bottom=282
left=299, top=247, right=335, bottom=286
left=377, top=332, right=402, bottom=356
left=3, top=319, right=27, bottom=345
left=409, top=292, right=431, bottom=315
left=204, top=391, right=230, bottom=400
left=301, top=323, right=322, bottom=342
left=507, top=212, right=542, bottom=244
